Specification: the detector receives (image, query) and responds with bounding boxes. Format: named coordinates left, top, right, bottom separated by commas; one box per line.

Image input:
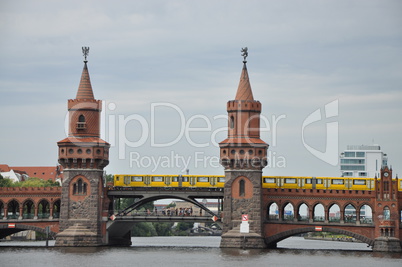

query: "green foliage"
left=153, top=222, right=174, bottom=236
left=131, top=222, right=157, bottom=237
left=0, top=177, right=14, bottom=187
left=105, top=173, right=114, bottom=183
left=173, top=222, right=194, bottom=236
left=166, top=202, right=176, bottom=208
left=0, top=177, right=60, bottom=188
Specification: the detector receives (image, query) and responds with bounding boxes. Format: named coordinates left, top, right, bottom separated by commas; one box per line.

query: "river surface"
left=1, top=236, right=401, bottom=267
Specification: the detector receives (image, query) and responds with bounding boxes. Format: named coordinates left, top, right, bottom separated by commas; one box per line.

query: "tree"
left=0, top=177, right=14, bottom=187
left=105, top=173, right=114, bottom=184
left=153, top=222, right=174, bottom=236
left=16, top=177, right=60, bottom=187
left=174, top=222, right=194, bottom=236
left=131, top=222, right=157, bottom=236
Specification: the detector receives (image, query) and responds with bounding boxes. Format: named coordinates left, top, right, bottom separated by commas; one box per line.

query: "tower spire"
left=235, top=47, right=254, bottom=101
left=76, top=47, right=95, bottom=100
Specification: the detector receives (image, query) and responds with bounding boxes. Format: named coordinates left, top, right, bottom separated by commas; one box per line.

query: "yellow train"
left=113, top=174, right=402, bottom=191
left=113, top=174, right=225, bottom=189
left=261, top=176, right=376, bottom=190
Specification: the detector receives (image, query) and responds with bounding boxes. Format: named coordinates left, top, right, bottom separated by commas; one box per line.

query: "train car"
left=262, top=176, right=314, bottom=189
left=262, top=176, right=377, bottom=191
left=114, top=174, right=225, bottom=188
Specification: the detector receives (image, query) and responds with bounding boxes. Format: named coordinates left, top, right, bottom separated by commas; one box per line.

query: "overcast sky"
left=1, top=0, right=401, bottom=178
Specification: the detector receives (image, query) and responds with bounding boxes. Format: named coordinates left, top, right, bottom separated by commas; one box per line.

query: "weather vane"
left=241, top=47, right=248, bottom=62
left=82, top=47, right=90, bottom=62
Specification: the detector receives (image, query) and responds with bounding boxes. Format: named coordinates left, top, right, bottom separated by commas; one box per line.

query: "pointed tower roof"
left=235, top=61, right=254, bottom=101
left=76, top=61, right=95, bottom=100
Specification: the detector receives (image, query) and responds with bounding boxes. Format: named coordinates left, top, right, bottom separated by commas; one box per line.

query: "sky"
left=1, top=0, right=401, bottom=178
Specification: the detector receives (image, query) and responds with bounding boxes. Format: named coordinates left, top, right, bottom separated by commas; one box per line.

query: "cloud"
left=1, top=0, right=401, bottom=177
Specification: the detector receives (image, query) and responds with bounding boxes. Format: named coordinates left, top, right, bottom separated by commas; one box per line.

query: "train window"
left=131, top=176, right=143, bottom=182
left=173, top=177, right=178, bottom=182
left=316, top=179, right=323, bottom=184
left=198, top=177, right=209, bottom=182
left=115, top=176, right=120, bottom=181
left=332, top=179, right=344, bottom=185
left=264, top=178, right=276, bottom=183
left=182, top=177, right=189, bottom=182
left=153, top=176, right=163, bottom=182
left=305, top=179, right=312, bottom=184
left=218, top=177, right=225, bottom=183
left=353, top=179, right=366, bottom=185
left=285, top=178, right=296, bottom=184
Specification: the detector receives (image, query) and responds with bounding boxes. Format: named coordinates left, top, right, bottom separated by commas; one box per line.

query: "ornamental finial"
left=241, top=47, right=248, bottom=62
left=82, top=46, right=90, bottom=62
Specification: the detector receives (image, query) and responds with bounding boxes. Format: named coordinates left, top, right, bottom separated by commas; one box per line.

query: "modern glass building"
left=339, top=145, right=388, bottom=178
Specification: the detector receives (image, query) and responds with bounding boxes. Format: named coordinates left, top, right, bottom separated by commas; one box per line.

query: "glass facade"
left=341, top=159, right=365, bottom=164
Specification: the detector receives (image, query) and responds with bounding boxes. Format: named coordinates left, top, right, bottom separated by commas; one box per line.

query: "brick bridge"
left=262, top=183, right=399, bottom=248
left=2, top=49, right=400, bottom=251
left=1, top=171, right=401, bottom=251
left=0, top=187, right=61, bottom=238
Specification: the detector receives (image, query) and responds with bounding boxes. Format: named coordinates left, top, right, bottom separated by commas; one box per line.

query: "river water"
left=1, top=236, right=401, bottom=267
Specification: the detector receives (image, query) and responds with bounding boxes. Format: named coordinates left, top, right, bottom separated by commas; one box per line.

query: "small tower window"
left=73, top=178, right=87, bottom=195
left=77, top=115, right=86, bottom=129
left=239, top=179, right=245, bottom=197
left=383, top=206, right=390, bottom=220
left=230, top=116, right=234, bottom=129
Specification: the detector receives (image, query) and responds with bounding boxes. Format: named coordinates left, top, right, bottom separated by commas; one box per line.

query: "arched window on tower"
left=73, top=178, right=87, bottom=195
left=230, top=116, right=234, bottom=129
left=239, top=179, right=245, bottom=197
left=77, top=115, right=86, bottom=129
left=383, top=206, right=390, bottom=220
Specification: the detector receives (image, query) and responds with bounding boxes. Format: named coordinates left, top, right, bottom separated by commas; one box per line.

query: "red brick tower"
left=219, top=48, right=269, bottom=248
left=373, top=166, right=402, bottom=252
left=55, top=48, right=110, bottom=246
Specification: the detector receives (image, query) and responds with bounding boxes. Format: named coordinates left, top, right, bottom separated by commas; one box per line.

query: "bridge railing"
left=115, top=210, right=218, bottom=217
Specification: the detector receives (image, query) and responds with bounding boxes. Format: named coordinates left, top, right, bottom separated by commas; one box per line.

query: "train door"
left=323, top=178, right=330, bottom=189
left=297, top=177, right=305, bottom=188
left=210, top=176, right=217, bottom=186
left=124, top=176, right=130, bottom=186
left=345, top=179, right=352, bottom=189
left=165, top=176, right=171, bottom=186
left=144, top=176, right=151, bottom=186
left=190, top=176, right=197, bottom=187
left=276, top=177, right=283, bottom=187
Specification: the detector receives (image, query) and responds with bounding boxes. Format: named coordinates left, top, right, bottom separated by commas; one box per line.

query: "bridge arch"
left=281, top=202, right=295, bottom=221
left=266, top=202, right=279, bottom=221
left=22, top=199, right=35, bottom=219
left=264, top=226, right=374, bottom=248
left=116, top=195, right=218, bottom=217
left=296, top=202, right=309, bottom=221
left=0, top=201, right=4, bottom=218
left=312, top=202, right=325, bottom=222
left=6, top=199, right=20, bottom=219
left=37, top=199, right=50, bottom=219
left=0, top=224, right=58, bottom=239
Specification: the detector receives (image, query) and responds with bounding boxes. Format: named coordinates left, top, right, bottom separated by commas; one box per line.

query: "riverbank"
left=304, top=236, right=363, bottom=243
